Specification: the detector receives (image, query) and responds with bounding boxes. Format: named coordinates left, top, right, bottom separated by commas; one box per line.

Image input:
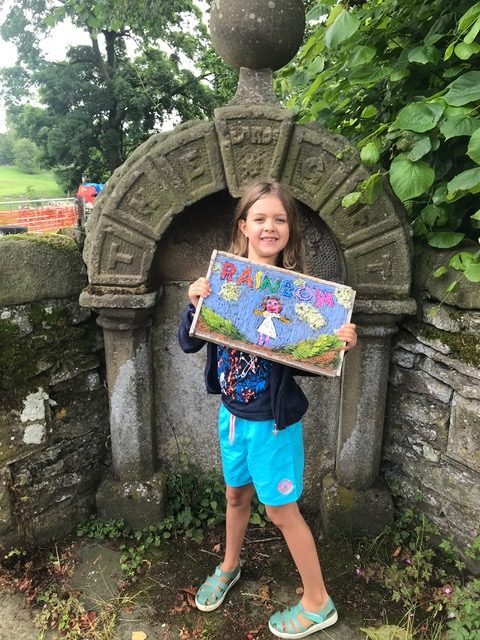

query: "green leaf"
left=447, top=167, right=480, bottom=193
left=433, top=266, right=448, bottom=278
left=306, top=3, right=335, bottom=22
left=349, top=65, right=390, bottom=85
left=446, top=281, right=458, bottom=293
left=454, top=41, right=480, bottom=60
left=428, top=232, right=465, bottom=248
left=408, top=137, right=432, bottom=161
left=360, top=141, right=380, bottom=165
left=464, top=16, right=480, bottom=44
left=465, top=261, right=480, bottom=281
left=325, top=9, right=360, bottom=48
left=394, top=102, right=444, bottom=133
left=467, top=128, right=480, bottom=164
left=361, top=105, right=378, bottom=119
left=389, top=154, right=435, bottom=201
left=471, top=209, right=480, bottom=220
left=458, top=3, right=480, bottom=32
left=440, top=116, right=480, bottom=140
left=444, top=42, right=455, bottom=61
left=421, top=204, right=448, bottom=227
left=449, top=252, right=474, bottom=270
left=389, top=67, right=410, bottom=82
left=307, top=56, right=325, bottom=75
left=325, top=3, right=343, bottom=27
left=349, top=45, right=376, bottom=67
left=341, top=191, right=362, bottom=208
left=408, top=45, right=440, bottom=65
left=360, top=171, right=383, bottom=204
left=444, top=72, right=480, bottom=106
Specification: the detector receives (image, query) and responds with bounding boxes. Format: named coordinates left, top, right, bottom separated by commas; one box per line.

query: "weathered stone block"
left=418, top=357, right=479, bottom=400
left=447, top=394, right=480, bottom=473
left=96, top=472, right=167, bottom=530
left=422, top=301, right=480, bottom=334
left=0, top=235, right=86, bottom=305
left=320, top=473, right=394, bottom=537
left=389, top=364, right=452, bottom=403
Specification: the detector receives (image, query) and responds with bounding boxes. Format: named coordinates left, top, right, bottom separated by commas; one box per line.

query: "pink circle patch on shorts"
left=277, top=479, right=294, bottom=495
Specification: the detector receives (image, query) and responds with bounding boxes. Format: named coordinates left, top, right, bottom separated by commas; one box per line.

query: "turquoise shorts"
left=218, top=403, right=304, bottom=506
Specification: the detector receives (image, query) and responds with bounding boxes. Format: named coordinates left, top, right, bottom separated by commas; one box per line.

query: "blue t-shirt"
left=217, top=346, right=273, bottom=420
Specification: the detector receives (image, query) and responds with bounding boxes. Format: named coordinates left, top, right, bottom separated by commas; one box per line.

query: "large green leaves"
left=467, top=128, right=480, bottom=164
left=444, top=72, right=480, bottom=106
left=390, top=154, right=435, bottom=201
left=447, top=167, right=480, bottom=193
left=394, top=103, right=444, bottom=133
left=325, top=8, right=360, bottom=48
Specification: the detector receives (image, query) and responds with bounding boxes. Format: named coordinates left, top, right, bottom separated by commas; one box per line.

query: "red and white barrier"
left=0, top=205, right=78, bottom=233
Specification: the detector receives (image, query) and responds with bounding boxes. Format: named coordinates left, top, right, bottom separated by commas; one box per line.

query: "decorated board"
left=190, top=251, right=356, bottom=377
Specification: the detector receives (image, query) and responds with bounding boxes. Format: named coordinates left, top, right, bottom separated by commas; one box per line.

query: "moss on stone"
left=0, top=304, right=96, bottom=408
left=0, top=232, right=78, bottom=253
left=420, top=324, right=480, bottom=367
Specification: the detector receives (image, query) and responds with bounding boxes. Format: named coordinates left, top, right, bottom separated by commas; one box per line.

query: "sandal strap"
left=270, top=598, right=337, bottom=634
left=298, top=598, right=336, bottom=623
left=196, top=565, right=240, bottom=604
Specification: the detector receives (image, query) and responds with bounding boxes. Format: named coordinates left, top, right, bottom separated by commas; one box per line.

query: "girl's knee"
left=265, top=502, right=300, bottom=528
left=226, top=484, right=254, bottom=509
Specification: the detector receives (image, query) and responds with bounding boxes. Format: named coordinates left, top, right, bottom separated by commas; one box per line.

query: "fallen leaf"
left=295, top=586, right=304, bottom=595
left=212, top=543, right=222, bottom=553
left=392, top=546, right=401, bottom=557
left=132, top=632, right=147, bottom=640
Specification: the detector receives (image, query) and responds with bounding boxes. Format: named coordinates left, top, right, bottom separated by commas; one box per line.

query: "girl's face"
left=265, top=298, right=281, bottom=313
left=238, top=193, right=290, bottom=266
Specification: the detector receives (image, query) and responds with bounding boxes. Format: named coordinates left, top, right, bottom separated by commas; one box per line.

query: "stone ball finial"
left=210, top=0, right=305, bottom=71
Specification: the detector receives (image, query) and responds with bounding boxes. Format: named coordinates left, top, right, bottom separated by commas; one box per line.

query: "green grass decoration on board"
left=278, top=334, right=344, bottom=360
left=200, top=306, right=245, bottom=341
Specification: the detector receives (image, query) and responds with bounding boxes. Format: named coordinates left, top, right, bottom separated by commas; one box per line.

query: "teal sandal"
left=268, top=597, right=338, bottom=639
left=195, top=565, right=241, bottom=612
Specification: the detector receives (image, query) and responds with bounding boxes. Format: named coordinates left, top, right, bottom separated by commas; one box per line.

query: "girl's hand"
left=188, top=277, right=212, bottom=308
left=336, top=323, right=357, bottom=351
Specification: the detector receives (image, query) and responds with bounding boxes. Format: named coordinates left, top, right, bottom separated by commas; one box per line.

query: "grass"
left=0, top=164, right=66, bottom=202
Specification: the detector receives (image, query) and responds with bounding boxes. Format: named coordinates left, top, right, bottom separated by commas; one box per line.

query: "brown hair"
left=227, top=181, right=306, bottom=273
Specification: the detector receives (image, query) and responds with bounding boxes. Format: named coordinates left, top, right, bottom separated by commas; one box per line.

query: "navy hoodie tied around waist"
left=178, top=304, right=311, bottom=430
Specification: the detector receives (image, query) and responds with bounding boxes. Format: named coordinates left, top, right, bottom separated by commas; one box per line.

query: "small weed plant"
left=76, top=466, right=268, bottom=579
left=355, top=504, right=480, bottom=639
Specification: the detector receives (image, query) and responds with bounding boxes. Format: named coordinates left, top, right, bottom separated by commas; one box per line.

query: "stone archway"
left=80, top=0, right=416, bottom=533
left=81, top=99, right=415, bottom=533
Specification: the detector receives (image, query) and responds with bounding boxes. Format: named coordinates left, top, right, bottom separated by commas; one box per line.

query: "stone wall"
left=383, top=248, right=480, bottom=553
left=0, top=233, right=109, bottom=547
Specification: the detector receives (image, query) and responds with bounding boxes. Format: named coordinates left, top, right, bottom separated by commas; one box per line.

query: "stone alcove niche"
left=151, top=189, right=344, bottom=507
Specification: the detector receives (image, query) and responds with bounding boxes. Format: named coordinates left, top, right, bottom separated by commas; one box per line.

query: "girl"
left=178, top=181, right=357, bottom=639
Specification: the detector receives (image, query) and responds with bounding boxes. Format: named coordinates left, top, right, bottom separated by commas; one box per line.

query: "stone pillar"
left=321, top=300, right=416, bottom=536
left=80, top=291, right=167, bottom=528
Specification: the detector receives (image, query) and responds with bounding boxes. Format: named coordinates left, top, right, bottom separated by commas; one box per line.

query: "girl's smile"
left=238, top=194, right=290, bottom=265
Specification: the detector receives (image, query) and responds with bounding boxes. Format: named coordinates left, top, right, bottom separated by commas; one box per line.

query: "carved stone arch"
left=83, top=108, right=412, bottom=301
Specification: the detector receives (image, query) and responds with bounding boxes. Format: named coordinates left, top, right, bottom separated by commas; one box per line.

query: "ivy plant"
left=276, top=0, right=480, bottom=285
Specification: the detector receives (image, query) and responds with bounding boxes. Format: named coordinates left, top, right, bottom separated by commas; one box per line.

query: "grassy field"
left=0, top=164, right=66, bottom=202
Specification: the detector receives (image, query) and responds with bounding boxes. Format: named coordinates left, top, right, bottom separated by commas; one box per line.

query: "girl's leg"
left=221, top=482, right=256, bottom=571
left=266, top=501, right=329, bottom=620
left=195, top=483, right=254, bottom=611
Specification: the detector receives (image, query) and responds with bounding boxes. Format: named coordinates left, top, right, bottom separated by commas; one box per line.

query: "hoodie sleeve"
left=178, top=303, right=207, bottom=354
